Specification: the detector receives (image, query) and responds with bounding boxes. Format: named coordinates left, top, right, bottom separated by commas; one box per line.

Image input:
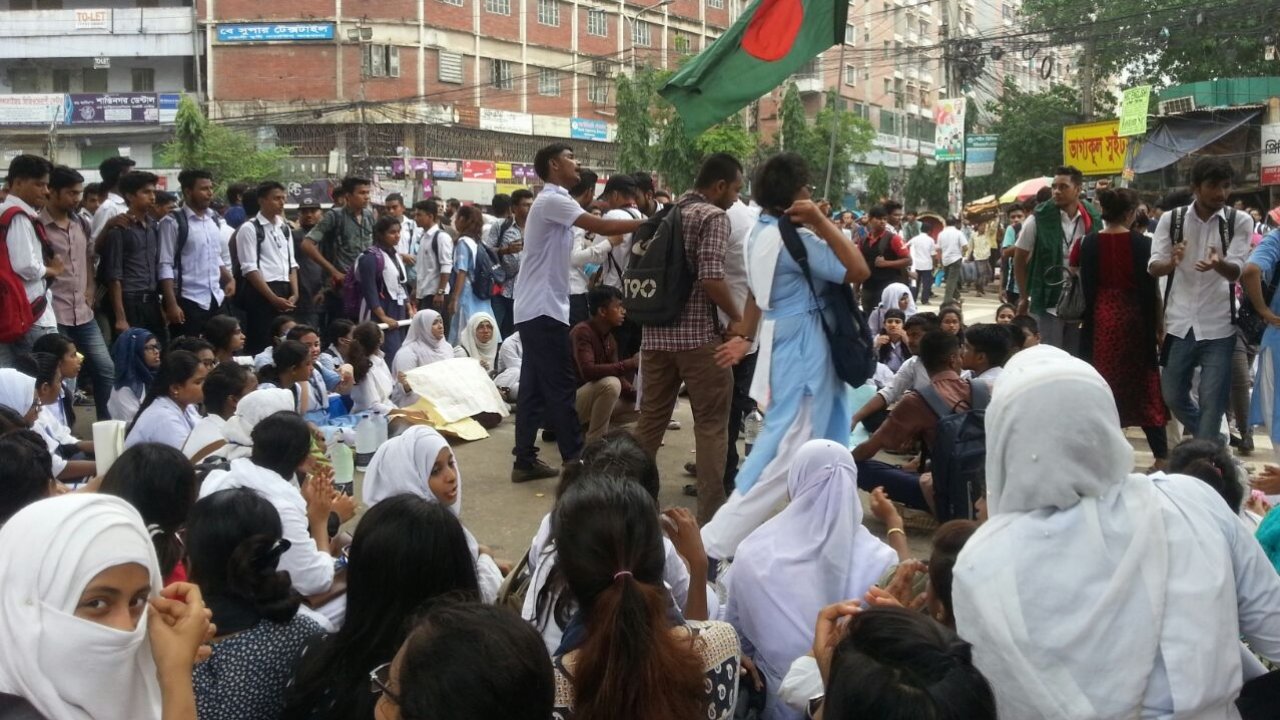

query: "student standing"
left=1148, top=157, right=1252, bottom=441
left=40, top=165, right=114, bottom=418
left=510, top=144, right=643, bottom=483
left=236, top=182, right=299, bottom=355
left=103, top=171, right=167, bottom=345
left=0, top=155, right=58, bottom=366
left=412, top=199, right=454, bottom=334
left=159, top=169, right=232, bottom=339
left=937, top=217, right=968, bottom=307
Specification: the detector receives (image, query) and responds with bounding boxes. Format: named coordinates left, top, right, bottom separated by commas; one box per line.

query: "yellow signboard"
left=495, top=162, right=513, bottom=181
left=1063, top=120, right=1129, bottom=176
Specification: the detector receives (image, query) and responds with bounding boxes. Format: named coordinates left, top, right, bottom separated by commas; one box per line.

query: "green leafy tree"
left=616, top=67, right=763, bottom=193
left=778, top=83, right=809, bottom=155
left=1019, top=0, right=1273, bottom=90
left=160, top=95, right=292, bottom=193
left=903, top=157, right=949, bottom=213
left=809, top=94, right=876, bottom=201
left=865, top=164, right=892, bottom=205
left=965, top=80, right=1082, bottom=199
left=615, top=73, right=655, bottom=173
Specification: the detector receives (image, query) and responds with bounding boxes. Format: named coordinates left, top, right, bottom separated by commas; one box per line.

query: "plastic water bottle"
left=328, top=443, right=355, bottom=493
left=354, top=413, right=378, bottom=470
left=744, top=409, right=763, bottom=455
left=371, top=410, right=389, bottom=447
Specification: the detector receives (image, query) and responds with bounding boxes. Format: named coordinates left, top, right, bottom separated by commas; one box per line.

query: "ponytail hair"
left=349, top=322, right=382, bottom=383
left=257, top=339, right=309, bottom=387
left=553, top=476, right=704, bottom=720
left=126, top=349, right=201, bottom=435
left=100, top=443, right=198, bottom=578
left=185, top=488, right=300, bottom=623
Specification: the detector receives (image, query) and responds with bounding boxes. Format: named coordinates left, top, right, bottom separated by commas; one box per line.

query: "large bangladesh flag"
left=659, top=0, right=849, bottom=136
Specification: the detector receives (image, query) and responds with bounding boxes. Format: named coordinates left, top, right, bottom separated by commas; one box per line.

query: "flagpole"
left=822, top=39, right=847, bottom=202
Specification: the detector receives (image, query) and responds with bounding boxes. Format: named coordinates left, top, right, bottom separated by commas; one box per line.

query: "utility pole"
left=823, top=42, right=848, bottom=201
left=1080, top=41, right=1095, bottom=119
left=941, top=0, right=963, bottom=218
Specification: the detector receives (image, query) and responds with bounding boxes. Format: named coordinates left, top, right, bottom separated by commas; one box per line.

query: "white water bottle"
left=744, top=409, right=763, bottom=455
left=354, top=413, right=378, bottom=470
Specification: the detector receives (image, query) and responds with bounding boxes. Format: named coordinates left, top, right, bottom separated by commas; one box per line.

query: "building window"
left=672, top=32, right=690, bottom=53
left=10, top=0, right=64, bottom=9
left=587, top=8, right=609, bottom=36
left=845, top=23, right=856, bottom=44
left=440, top=0, right=464, bottom=7
left=708, top=0, right=724, bottom=7
left=438, top=51, right=464, bottom=83
left=864, top=24, right=870, bottom=42
left=796, top=58, right=820, bottom=80
left=131, top=68, right=155, bottom=92
left=588, top=76, right=609, bottom=104
left=537, top=0, right=560, bottom=25
left=491, top=59, right=513, bottom=89
left=136, top=0, right=158, bottom=7
left=843, top=64, right=857, bottom=86
left=538, top=67, right=560, bottom=96
left=7, top=68, right=38, bottom=93
left=52, top=69, right=72, bottom=93
left=485, top=0, right=511, bottom=14
left=82, top=68, right=107, bottom=92
left=362, top=45, right=401, bottom=78
left=632, top=20, right=651, bottom=46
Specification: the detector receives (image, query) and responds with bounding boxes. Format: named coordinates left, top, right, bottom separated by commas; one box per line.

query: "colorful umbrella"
left=999, top=177, right=1051, bottom=204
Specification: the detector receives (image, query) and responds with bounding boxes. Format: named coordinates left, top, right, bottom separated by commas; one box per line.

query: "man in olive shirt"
left=301, top=176, right=375, bottom=322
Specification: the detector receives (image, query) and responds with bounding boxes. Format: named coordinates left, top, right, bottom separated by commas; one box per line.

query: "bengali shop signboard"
left=1062, top=120, right=1129, bottom=176
left=462, top=161, right=496, bottom=181
left=570, top=117, right=608, bottom=141
left=1262, top=124, right=1280, bottom=186
left=66, top=93, right=159, bottom=124
left=964, top=134, right=998, bottom=178
left=0, top=94, right=64, bottom=125
left=216, top=23, right=335, bottom=42
left=430, top=160, right=461, bottom=180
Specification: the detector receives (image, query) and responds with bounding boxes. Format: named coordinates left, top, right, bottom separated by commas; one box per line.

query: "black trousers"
left=569, top=293, right=589, bottom=327
left=492, top=295, right=516, bottom=339
left=173, top=295, right=224, bottom=339
left=513, top=315, right=583, bottom=467
left=121, top=292, right=169, bottom=347
left=241, top=280, right=293, bottom=355
left=723, top=351, right=758, bottom=496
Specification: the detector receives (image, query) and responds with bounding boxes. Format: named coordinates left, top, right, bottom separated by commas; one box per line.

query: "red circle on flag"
left=742, top=0, right=804, bottom=62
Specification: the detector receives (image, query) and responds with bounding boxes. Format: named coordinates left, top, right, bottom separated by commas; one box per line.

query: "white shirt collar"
left=1, top=194, right=38, bottom=217
left=254, top=212, right=285, bottom=229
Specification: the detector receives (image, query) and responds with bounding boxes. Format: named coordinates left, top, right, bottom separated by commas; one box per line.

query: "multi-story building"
left=0, top=0, right=196, bottom=184
left=201, top=0, right=737, bottom=200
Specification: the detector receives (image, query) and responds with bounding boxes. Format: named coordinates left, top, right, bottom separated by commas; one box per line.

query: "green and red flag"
left=659, top=0, right=849, bottom=136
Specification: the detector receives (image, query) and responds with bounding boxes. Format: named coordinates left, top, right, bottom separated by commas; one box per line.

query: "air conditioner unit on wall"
left=1157, top=96, right=1196, bottom=116
left=593, top=60, right=612, bottom=77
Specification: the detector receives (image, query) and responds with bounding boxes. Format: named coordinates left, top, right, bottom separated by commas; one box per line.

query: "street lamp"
left=624, top=0, right=674, bottom=73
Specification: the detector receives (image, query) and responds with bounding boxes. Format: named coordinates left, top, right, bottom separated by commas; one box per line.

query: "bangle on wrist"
left=886, top=527, right=906, bottom=537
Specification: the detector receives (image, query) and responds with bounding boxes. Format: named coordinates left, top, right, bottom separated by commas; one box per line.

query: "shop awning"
left=1131, top=110, right=1261, bottom=174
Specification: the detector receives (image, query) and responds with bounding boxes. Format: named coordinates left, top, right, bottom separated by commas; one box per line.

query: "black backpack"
left=777, top=215, right=876, bottom=388
left=468, top=236, right=506, bottom=300
left=621, top=203, right=691, bottom=325
left=918, top=379, right=990, bottom=522
left=228, top=218, right=269, bottom=283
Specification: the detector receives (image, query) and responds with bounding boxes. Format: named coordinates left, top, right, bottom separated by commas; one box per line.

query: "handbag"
left=1046, top=265, right=1085, bottom=324
left=777, top=215, right=876, bottom=388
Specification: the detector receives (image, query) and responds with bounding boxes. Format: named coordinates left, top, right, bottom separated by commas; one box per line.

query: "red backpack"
left=0, top=205, right=51, bottom=343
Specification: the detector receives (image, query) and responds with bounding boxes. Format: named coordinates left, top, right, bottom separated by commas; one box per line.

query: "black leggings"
left=1142, top=425, right=1169, bottom=460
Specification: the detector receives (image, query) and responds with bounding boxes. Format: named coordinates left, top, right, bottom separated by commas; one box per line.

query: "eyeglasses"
left=142, top=344, right=161, bottom=352
left=200, top=358, right=217, bottom=368
left=369, top=662, right=399, bottom=704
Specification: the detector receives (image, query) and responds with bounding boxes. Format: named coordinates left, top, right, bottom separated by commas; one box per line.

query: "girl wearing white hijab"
left=723, top=439, right=897, bottom=720
left=391, top=309, right=454, bottom=406
left=953, top=345, right=1280, bottom=720
left=0, top=367, right=38, bottom=424
left=0, top=494, right=210, bottom=720
left=867, top=281, right=918, bottom=336
left=361, top=426, right=503, bottom=602
left=209, top=388, right=296, bottom=462
left=454, top=311, right=501, bottom=372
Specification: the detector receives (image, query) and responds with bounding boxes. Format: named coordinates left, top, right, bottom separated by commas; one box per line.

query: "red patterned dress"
left=1071, top=230, right=1168, bottom=427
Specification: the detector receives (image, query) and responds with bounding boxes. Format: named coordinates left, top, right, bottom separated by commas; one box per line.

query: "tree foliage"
left=1019, top=0, right=1274, bottom=94
left=903, top=157, right=949, bottom=213
left=965, top=80, right=1082, bottom=199
left=614, top=68, right=761, bottom=193
left=768, top=84, right=876, bottom=201
left=160, top=95, right=292, bottom=193
left=865, top=164, right=892, bottom=205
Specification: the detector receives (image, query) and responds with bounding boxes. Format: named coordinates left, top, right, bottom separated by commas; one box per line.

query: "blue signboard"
left=216, top=23, right=335, bottom=42
left=570, top=117, right=608, bottom=142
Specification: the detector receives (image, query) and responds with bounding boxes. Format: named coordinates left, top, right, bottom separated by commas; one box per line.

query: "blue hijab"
left=112, top=328, right=155, bottom=395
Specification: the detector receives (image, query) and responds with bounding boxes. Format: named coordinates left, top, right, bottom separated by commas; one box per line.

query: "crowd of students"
left=4, top=142, right=1280, bottom=720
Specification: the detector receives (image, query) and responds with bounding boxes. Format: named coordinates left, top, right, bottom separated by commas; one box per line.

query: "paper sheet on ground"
left=403, top=358, right=509, bottom=438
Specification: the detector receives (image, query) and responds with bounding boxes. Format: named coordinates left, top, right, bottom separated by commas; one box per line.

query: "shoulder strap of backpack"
left=171, top=208, right=188, bottom=291
left=969, top=378, right=991, bottom=411
left=1221, top=208, right=1238, bottom=320
left=1163, top=207, right=1187, bottom=307
left=917, top=384, right=955, bottom=420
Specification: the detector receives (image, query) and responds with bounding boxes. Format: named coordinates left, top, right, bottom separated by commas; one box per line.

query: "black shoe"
left=1241, top=435, right=1255, bottom=456
left=1229, top=434, right=1243, bottom=449
left=683, top=483, right=698, bottom=497
left=541, top=429, right=557, bottom=443
left=512, top=460, right=558, bottom=483
left=684, top=461, right=697, bottom=477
